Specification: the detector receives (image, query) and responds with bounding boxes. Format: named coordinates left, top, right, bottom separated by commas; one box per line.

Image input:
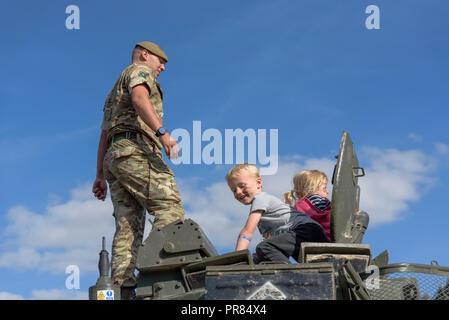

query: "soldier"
left=92, top=41, right=185, bottom=299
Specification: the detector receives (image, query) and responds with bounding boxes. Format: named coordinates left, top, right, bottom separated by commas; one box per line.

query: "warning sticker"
left=97, top=290, right=114, bottom=300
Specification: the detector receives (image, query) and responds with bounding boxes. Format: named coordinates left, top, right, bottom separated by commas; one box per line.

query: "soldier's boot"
left=120, top=286, right=136, bottom=300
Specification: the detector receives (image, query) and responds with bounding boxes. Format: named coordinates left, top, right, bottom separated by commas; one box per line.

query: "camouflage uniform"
left=101, top=63, right=185, bottom=288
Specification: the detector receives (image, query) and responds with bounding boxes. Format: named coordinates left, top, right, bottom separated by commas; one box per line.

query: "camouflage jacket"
left=101, top=63, right=164, bottom=149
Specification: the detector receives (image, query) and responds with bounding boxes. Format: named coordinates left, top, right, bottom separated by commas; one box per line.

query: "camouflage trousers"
left=103, top=134, right=185, bottom=288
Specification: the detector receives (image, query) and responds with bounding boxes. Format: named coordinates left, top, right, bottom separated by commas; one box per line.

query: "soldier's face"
left=227, top=171, right=263, bottom=205
left=146, top=52, right=166, bottom=78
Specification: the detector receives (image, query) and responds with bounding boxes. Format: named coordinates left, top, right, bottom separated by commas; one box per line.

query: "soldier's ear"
left=141, top=49, right=149, bottom=61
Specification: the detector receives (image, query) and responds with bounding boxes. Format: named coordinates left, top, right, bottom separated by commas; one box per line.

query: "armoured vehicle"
left=90, top=131, right=449, bottom=300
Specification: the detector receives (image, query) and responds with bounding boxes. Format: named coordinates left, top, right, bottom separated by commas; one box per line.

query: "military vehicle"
left=90, top=131, right=449, bottom=300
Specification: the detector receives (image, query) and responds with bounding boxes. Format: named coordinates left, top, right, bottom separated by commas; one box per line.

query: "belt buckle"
left=125, top=131, right=131, bottom=139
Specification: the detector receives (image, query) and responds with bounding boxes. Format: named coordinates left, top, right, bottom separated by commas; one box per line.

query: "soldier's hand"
left=159, top=133, right=179, bottom=160
left=92, top=177, right=108, bottom=201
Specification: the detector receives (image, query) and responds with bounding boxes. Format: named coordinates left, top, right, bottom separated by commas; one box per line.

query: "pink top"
left=294, top=197, right=331, bottom=241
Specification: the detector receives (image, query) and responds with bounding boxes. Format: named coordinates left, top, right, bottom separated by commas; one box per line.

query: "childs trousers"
left=253, top=223, right=329, bottom=264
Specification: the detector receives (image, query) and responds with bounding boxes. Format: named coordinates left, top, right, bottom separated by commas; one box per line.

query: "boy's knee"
left=255, top=240, right=273, bottom=258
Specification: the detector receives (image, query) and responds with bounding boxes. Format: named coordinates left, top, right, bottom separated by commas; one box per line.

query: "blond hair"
left=282, top=170, right=328, bottom=205
left=225, top=163, right=260, bottom=182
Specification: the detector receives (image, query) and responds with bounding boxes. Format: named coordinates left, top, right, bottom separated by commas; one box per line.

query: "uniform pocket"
left=107, top=138, right=139, bottom=159
left=110, top=145, right=136, bottom=159
left=104, top=140, right=137, bottom=174
left=147, top=151, right=174, bottom=176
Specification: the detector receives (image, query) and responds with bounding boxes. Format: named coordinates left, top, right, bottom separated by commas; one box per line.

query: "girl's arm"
left=235, top=210, right=263, bottom=251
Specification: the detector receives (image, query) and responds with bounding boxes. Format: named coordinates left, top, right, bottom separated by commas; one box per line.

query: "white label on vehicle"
left=97, top=290, right=114, bottom=300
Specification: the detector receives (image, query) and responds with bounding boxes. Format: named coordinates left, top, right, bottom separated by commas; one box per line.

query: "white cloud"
left=434, top=142, right=449, bottom=155
left=358, top=147, right=436, bottom=226
left=0, top=291, right=24, bottom=300
left=0, top=288, right=90, bottom=300
left=0, top=183, right=115, bottom=274
left=408, top=133, right=423, bottom=143
left=31, top=289, right=87, bottom=300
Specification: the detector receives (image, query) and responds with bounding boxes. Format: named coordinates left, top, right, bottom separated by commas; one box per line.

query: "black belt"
left=108, top=131, right=154, bottom=146
left=109, top=131, right=138, bottom=144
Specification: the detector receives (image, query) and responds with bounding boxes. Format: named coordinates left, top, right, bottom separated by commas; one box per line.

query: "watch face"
left=159, top=127, right=166, bottom=134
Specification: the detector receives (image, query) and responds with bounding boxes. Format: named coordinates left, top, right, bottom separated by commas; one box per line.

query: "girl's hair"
left=282, top=170, right=328, bottom=205
left=225, top=163, right=260, bottom=182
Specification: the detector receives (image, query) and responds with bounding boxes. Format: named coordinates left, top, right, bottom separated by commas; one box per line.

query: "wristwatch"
left=155, top=126, right=167, bottom=137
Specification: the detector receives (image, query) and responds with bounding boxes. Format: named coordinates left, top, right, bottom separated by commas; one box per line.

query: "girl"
left=283, top=170, right=331, bottom=241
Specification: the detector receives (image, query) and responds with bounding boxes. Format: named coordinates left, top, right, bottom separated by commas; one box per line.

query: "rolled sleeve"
left=127, top=66, right=155, bottom=94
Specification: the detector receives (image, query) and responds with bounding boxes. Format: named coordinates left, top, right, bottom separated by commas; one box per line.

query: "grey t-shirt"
left=250, top=192, right=321, bottom=239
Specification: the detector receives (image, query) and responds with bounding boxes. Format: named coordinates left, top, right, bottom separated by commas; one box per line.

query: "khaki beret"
left=136, top=41, right=168, bottom=63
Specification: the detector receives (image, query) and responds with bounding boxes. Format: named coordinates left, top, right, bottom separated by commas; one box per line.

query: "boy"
left=226, top=164, right=329, bottom=264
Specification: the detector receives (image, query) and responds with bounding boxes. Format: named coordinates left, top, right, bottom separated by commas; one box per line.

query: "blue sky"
left=0, top=0, right=448, bottom=299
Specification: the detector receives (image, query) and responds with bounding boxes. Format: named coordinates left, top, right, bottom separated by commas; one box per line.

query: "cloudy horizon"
left=1, top=140, right=446, bottom=299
